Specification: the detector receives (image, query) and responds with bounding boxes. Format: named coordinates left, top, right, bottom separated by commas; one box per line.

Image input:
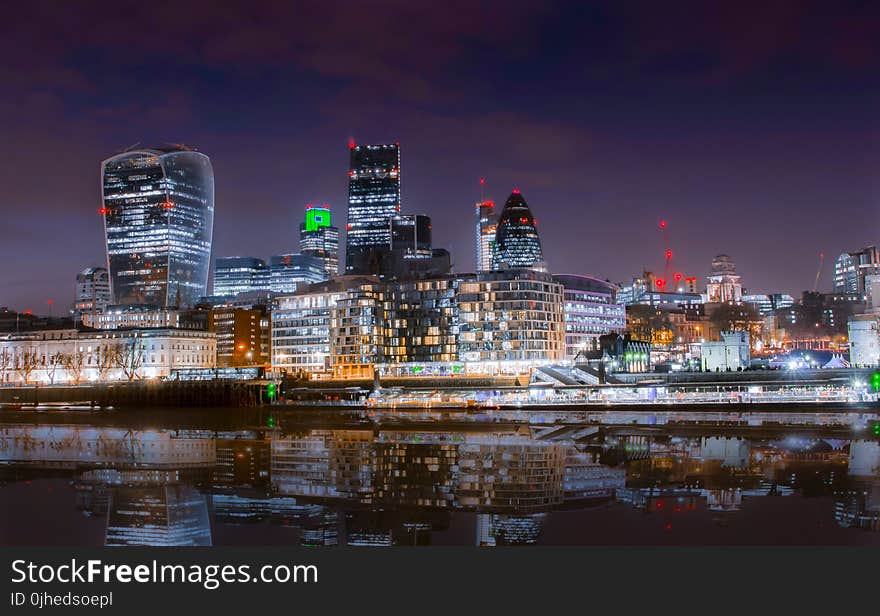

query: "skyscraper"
left=492, top=190, right=545, bottom=271
left=269, top=253, right=326, bottom=294
left=74, top=266, right=111, bottom=314
left=834, top=246, right=879, bottom=298
left=475, top=199, right=496, bottom=272
left=834, top=253, right=858, bottom=294
left=101, top=146, right=214, bottom=308
left=389, top=214, right=432, bottom=256
left=299, top=204, right=339, bottom=278
left=346, top=143, right=401, bottom=273
left=213, top=256, right=270, bottom=298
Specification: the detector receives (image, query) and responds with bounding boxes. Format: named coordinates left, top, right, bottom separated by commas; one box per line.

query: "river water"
left=1, top=407, right=879, bottom=546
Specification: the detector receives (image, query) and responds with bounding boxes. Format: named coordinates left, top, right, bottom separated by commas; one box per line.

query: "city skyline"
left=2, top=1, right=879, bottom=311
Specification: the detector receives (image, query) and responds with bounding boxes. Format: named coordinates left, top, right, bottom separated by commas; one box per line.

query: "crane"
left=655, top=220, right=684, bottom=292
left=812, top=252, right=825, bottom=293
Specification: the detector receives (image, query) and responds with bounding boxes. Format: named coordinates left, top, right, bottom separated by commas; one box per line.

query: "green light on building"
left=304, top=206, right=331, bottom=232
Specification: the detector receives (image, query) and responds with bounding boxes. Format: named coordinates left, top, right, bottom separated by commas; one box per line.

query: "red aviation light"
left=346, top=224, right=352, bottom=230
left=479, top=178, right=485, bottom=185
left=665, top=250, right=673, bottom=260
left=655, top=279, right=666, bottom=288
left=533, top=218, right=537, bottom=226
left=674, top=273, right=683, bottom=281
left=163, top=201, right=174, bottom=210
left=98, top=207, right=110, bottom=215
left=520, top=217, right=528, bottom=224
left=348, top=139, right=356, bottom=149
left=25, top=309, right=32, bottom=315
left=659, top=220, right=667, bottom=229
left=46, top=300, right=53, bottom=306
left=512, top=188, right=520, bottom=194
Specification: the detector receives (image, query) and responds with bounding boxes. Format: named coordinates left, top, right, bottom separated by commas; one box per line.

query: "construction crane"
left=655, top=220, right=684, bottom=292
left=812, top=252, right=825, bottom=293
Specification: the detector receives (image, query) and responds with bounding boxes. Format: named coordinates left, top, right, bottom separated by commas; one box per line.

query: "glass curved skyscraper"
left=101, top=147, right=215, bottom=308
left=493, top=190, right=544, bottom=270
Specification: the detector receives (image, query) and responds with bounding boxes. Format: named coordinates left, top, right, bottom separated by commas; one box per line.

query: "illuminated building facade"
left=346, top=143, right=401, bottom=273
left=101, top=147, right=214, bottom=308
left=269, top=253, right=326, bottom=294
left=80, top=305, right=199, bottom=330
left=700, top=330, right=750, bottom=372
left=330, top=284, right=385, bottom=379
left=457, top=269, right=565, bottom=367
left=848, top=314, right=880, bottom=367
left=269, top=272, right=566, bottom=377
left=475, top=200, right=496, bottom=272
left=380, top=277, right=459, bottom=365
left=271, top=289, right=348, bottom=374
left=0, top=328, right=216, bottom=383
left=598, top=334, right=651, bottom=373
left=705, top=254, right=743, bottom=304
left=834, top=253, right=858, bottom=295
left=213, top=256, right=270, bottom=298
left=553, top=274, right=626, bottom=356
left=208, top=307, right=266, bottom=367
left=834, top=246, right=879, bottom=299
left=299, top=205, right=339, bottom=278
left=74, top=267, right=111, bottom=315
left=492, top=190, right=545, bottom=271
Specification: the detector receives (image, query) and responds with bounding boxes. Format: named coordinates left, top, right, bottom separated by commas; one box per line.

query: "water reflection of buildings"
left=0, top=425, right=216, bottom=546
left=266, top=428, right=625, bottom=545
left=834, top=440, right=880, bottom=531
left=106, top=485, right=211, bottom=546
left=0, top=425, right=215, bottom=468
left=5, top=420, right=880, bottom=544
left=476, top=513, right=547, bottom=546
left=270, top=429, right=624, bottom=513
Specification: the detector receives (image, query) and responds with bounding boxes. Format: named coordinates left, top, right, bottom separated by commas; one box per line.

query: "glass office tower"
left=101, top=147, right=214, bottom=308
left=475, top=200, right=496, bottom=272
left=270, top=253, right=326, bottom=294
left=492, top=190, right=544, bottom=270
left=213, top=256, right=270, bottom=298
left=299, top=204, right=340, bottom=278
left=346, top=143, right=401, bottom=273
left=389, top=214, right=432, bottom=256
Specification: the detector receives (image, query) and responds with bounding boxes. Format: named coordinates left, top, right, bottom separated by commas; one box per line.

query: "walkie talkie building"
left=101, top=147, right=215, bottom=308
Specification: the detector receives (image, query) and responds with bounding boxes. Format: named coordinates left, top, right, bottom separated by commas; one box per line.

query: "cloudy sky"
left=1, top=0, right=878, bottom=311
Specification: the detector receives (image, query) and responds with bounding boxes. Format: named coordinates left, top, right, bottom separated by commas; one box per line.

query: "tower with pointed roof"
left=492, top=190, right=545, bottom=271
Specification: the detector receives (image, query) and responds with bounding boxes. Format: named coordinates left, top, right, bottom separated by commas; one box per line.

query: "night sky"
left=1, top=1, right=878, bottom=312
